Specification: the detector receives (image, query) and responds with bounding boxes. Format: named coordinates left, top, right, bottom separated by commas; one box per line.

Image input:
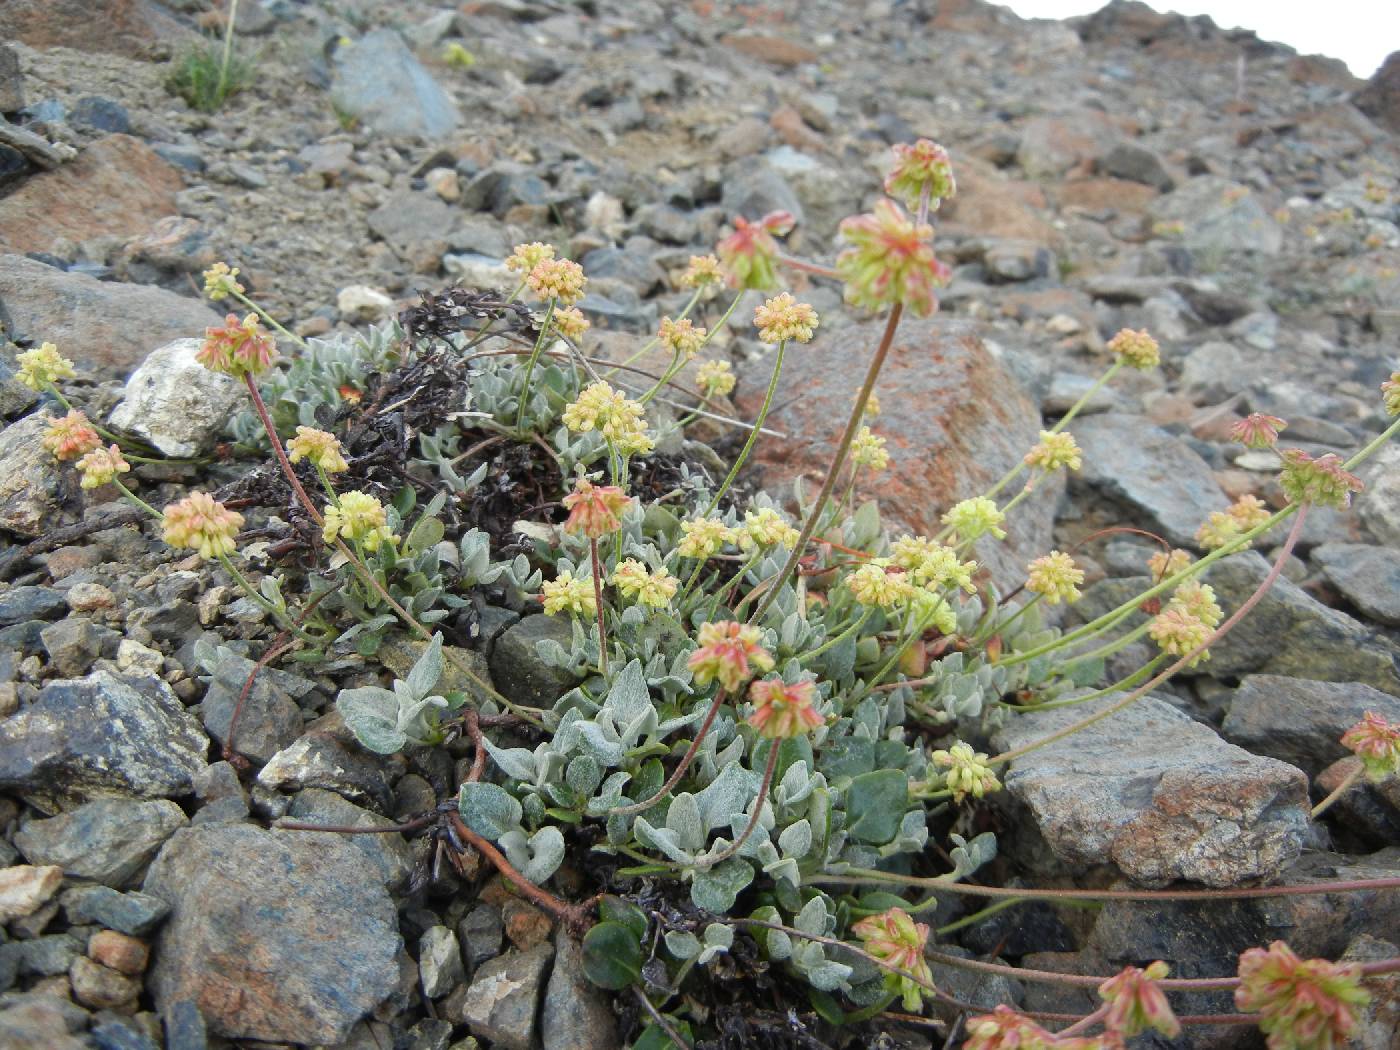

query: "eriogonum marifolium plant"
left=29, top=138, right=1400, bottom=1048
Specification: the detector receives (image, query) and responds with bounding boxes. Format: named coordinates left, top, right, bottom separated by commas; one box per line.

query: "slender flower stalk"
left=514, top=299, right=556, bottom=433
left=590, top=538, right=608, bottom=676
left=704, top=339, right=787, bottom=514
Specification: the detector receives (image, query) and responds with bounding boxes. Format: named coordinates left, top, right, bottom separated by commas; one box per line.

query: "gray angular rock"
left=1070, top=413, right=1228, bottom=548
left=0, top=413, right=74, bottom=538
left=453, top=943, right=553, bottom=1050
left=39, top=616, right=116, bottom=677
left=1149, top=175, right=1284, bottom=257
left=60, top=884, right=170, bottom=936
left=143, top=822, right=401, bottom=1044
left=1099, top=141, right=1175, bottom=191
left=0, top=671, right=209, bottom=813
left=0, top=585, right=67, bottom=626
left=490, top=614, right=586, bottom=708
left=330, top=29, right=460, bottom=139
left=0, top=254, right=215, bottom=375
left=283, top=789, right=414, bottom=890
left=1339, top=934, right=1400, bottom=1050
left=459, top=903, right=505, bottom=971
left=255, top=722, right=393, bottom=809
left=367, top=189, right=457, bottom=258
left=0, top=997, right=87, bottom=1050
left=200, top=663, right=304, bottom=766
left=1221, top=675, right=1400, bottom=776
left=992, top=693, right=1310, bottom=886
left=719, top=165, right=804, bottom=227
left=5, top=933, right=81, bottom=977
left=1312, top=542, right=1400, bottom=626
left=14, top=798, right=188, bottom=888
left=418, top=926, right=466, bottom=999
left=1359, top=443, right=1400, bottom=550
left=542, top=933, right=619, bottom=1050
left=107, top=339, right=244, bottom=458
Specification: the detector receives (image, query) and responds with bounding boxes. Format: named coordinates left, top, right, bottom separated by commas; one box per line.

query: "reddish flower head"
left=746, top=677, right=823, bottom=739
left=851, top=907, right=934, bottom=1012
left=835, top=199, right=950, bottom=317
left=1340, top=711, right=1400, bottom=782
left=197, top=312, right=278, bottom=379
left=1099, top=962, right=1180, bottom=1039
left=1278, top=449, right=1363, bottom=510
left=716, top=211, right=794, bottom=291
left=42, top=410, right=101, bottom=462
left=1235, top=941, right=1368, bottom=1050
left=562, top=477, right=632, bottom=539
left=1230, top=413, right=1288, bottom=450
left=687, top=620, right=774, bottom=693
left=884, top=139, right=956, bottom=211
left=965, top=1006, right=1109, bottom=1050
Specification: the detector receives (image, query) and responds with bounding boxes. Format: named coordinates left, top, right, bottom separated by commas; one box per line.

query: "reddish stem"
left=590, top=537, right=608, bottom=677
left=694, top=740, right=779, bottom=869
left=610, top=688, right=728, bottom=816
left=807, top=874, right=1400, bottom=903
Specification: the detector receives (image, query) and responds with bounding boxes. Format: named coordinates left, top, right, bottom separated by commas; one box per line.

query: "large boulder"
left=0, top=0, right=192, bottom=58
left=330, top=29, right=461, bottom=139
left=143, top=822, right=402, bottom=1044
left=992, top=694, right=1310, bottom=887
left=0, top=412, right=75, bottom=537
left=0, top=135, right=184, bottom=255
left=735, top=317, right=1060, bottom=590
left=1353, top=50, right=1400, bottom=134
left=0, top=255, right=215, bottom=375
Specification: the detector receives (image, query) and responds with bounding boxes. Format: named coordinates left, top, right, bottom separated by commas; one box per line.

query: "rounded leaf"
left=582, top=920, right=643, bottom=990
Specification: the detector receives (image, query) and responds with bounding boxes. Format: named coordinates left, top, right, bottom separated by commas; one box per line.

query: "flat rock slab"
left=330, top=28, right=460, bottom=139
left=735, top=317, right=1060, bottom=590
left=1312, top=542, right=1400, bottom=626
left=143, top=822, right=402, bottom=1045
left=0, top=254, right=215, bottom=375
left=1069, top=413, right=1227, bottom=548
left=0, top=671, right=209, bottom=813
left=992, top=694, right=1309, bottom=887
left=13, top=797, right=187, bottom=888
left=1222, top=675, right=1400, bottom=776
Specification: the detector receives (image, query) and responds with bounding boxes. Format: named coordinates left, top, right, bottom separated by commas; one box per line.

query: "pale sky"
left=1003, top=1, right=1396, bottom=78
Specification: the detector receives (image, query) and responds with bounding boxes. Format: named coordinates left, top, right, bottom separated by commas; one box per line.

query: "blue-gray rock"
left=90, top=1019, right=159, bottom=1050
left=542, top=933, right=620, bottom=1050
left=489, top=614, right=584, bottom=708
left=199, top=660, right=304, bottom=766
left=39, top=616, right=118, bottom=677
left=1222, top=675, right=1400, bottom=776
left=1070, top=413, right=1228, bottom=548
left=0, top=412, right=74, bottom=537
left=580, top=244, right=666, bottom=295
left=70, top=96, right=131, bottom=134
left=0, top=586, right=67, bottom=626
left=1312, top=542, right=1400, bottom=626
left=418, top=926, right=465, bottom=999
left=991, top=693, right=1309, bottom=887
left=143, top=822, right=402, bottom=1044
left=720, top=165, right=804, bottom=227
left=458, top=904, right=505, bottom=971
left=451, top=944, right=553, bottom=1050
left=4, top=933, right=82, bottom=977
left=0, top=671, right=209, bottom=813
left=61, top=884, right=170, bottom=936
left=14, top=797, right=188, bottom=887
left=255, top=721, right=393, bottom=810
left=1099, top=141, right=1174, bottom=191
left=1149, top=175, right=1283, bottom=257
left=283, top=788, right=414, bottom=890
left=367, top=189, right=457, bottom=257
left=330, top=29, right=460, bottom=139
left=162, top=999, right=208, bottom=1050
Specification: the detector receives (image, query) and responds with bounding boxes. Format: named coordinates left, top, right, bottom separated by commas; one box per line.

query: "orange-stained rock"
left=0, top=0, right=192, bottom=58
left=734, top=317, right=1059, bottom=590
left=0, top=134, right=183, bottom=255
left=720, top=34, right=819, bottom=68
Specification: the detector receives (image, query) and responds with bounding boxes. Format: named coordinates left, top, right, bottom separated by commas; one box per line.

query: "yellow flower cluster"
left=851, top=426, right=890, bottom=471
left=753, top=292, right=818, bottom=344
left=541, top=570, right=597, bottom=617
left=527, top=258, right=587, bottom=305
left=931, top=742, right=1000, bottom=802
left=322, top=490, right=397, bottom=552
left=16, top=342, right=76, bottom=391
left=505, top=242, right=554, bottom=273
left=677, top=516, right=737, bottom=559
left=202, top=262, right=244, bottom=302
left=658, top=317, right=707, bottom=360
left=941, top=497, right=1006, bottom=543
left=737, top=507, right=799, bottom=550
left=1024, top=430, right=1082, bottom=473
left=611, top=559, right=678, bottom=607
left=287, top=426, right=349, bottom=473
left=77, top=445, right=130, bottom=490
left=561, top=381, right=654, bottom=456
left=42, top=411, right=101, bottom=463
left=1107, top=328, right=1160, bottom=370
left=891, top=535, right=978, bottom=593
left=1025, top=550, right=1084, bottom=605
left=679, top=254, right=724, bottom=289
left=696, top=359, right=735, bottom=398
left=845, top=561, right=914, bottom=608
left=552, top=306, right=590, bottom=341
left=1147, top=548, right=1193, bottom=579
left=1195, top=494, right=1271, bottom=551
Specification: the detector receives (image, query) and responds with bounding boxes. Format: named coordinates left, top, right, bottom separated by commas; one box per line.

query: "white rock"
left=0, top=864, right=64, bottom=922
left=116, top=639, right=164, bottom=676
left=336, top=284, right=395, bottom=322
left=108, top=338, right=244, bottom=458
left=1360, top=443, right=1400, bottom=549
left=423, top=167, right=460, bottom=203
left=442, top=253, right=513, bottom=293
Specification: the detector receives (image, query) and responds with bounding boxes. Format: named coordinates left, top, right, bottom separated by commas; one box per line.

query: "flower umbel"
left=202, top=262, right=244, bottom=301
left=561, top=381, right=654, bottom=457
left=1235, top=941, right=1368, bottom=1050
left=679, top=253, right=724, bottom=289
left=716, top=211, right=794, bottom=291
left=677, top=516, right=737, bottom=559
left=76, top=445, right=130, bottom=490
left=197, top=313, right=278, bottom=379
left=1024, top=430, right=1083, bottom=473
left=1197, top=494, right=1272, bottom=550
left=562, top=477, right=632, bottom=539
left=942, top=497, right=1006, bottom=543
left=16, top=342, right=76, bottom=390
left=541, top=570, right=597, bottom=617
left=964, top=1006, right=1108, bottom=1050
left=883, top=139, right=956, bottom=211
left=1025, top=551, right=1084, bottom=605
left=42, top=411, right=101, bottom=462
left=1098, top=962, right=1180, bottom=1039
left=851, top=907, right=934, bottom=1012
left=851, top=426, right=890, bottom=470
left=753, top=292, right=819, bottom=344
left=1279, top=449, right=1363, bottom=510
left=322, top=490, right=396, bottom=552
left=1167, top=580, right=1223, bottom=629
left=505, top=242, right=555, bottom=274
left=658, top=317, right=708, bottom=359
left=931, top=741, right=1001, bottom=802
left=1340, top=711, right=1400, bottom=782
left=1107, top=328, right=1161, bottom=370
left=836, top=199, right=950, bottom=317
left=611, top=559, right=678, bottom=608
left=891, top=535, right=978, bottom=592
left=1230, top=413, right=1288, bottom=449
left=161, top=491, right=244, bottom=560
left=552, top=306, right=590, bottom=341
left=1148, top=548, right=1193, bottom=579
left=738, top=507, right=799, bottom=550
left=287, top=426, right=349, bottom=473
left=747, top=677, right=823, bottom=739
left=696, top=358, right=736, bottom=398
left=1382, top=372, right=1400, bottom=417
left=1149, top=607, right=1213, bottom=667
left=688, top=620, right=774, bottom=692
left=527, top=257, right=587, bottom=305
left=845, top=561, right=914, bottom=608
